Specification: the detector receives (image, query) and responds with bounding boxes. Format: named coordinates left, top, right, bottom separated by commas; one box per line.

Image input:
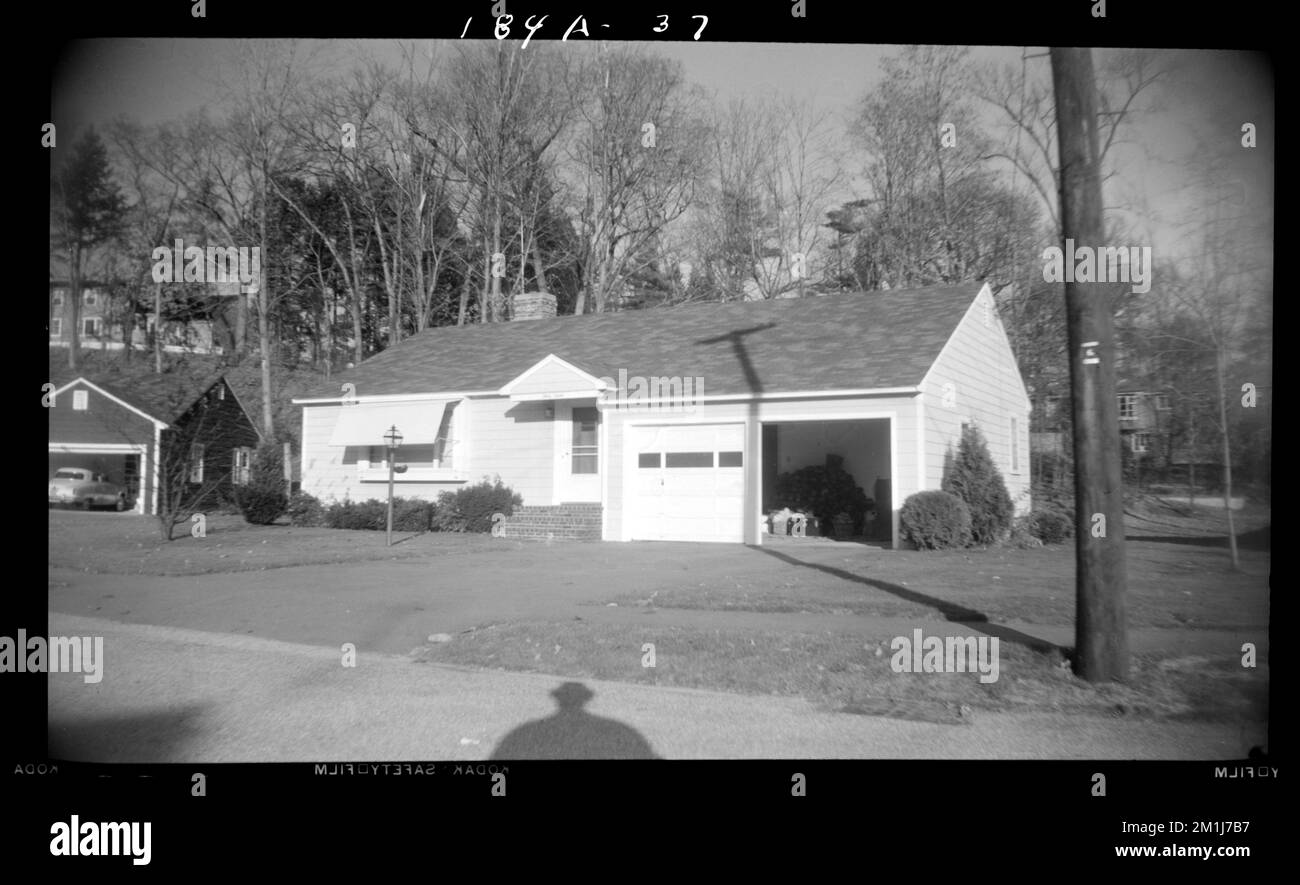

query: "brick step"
left=501, top=503, right=603, bottom=541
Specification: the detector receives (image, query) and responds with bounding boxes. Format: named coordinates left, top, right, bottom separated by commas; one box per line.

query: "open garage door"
left=630, top=424, right=745, bottom=542
left=49, top=447, right=146, bottom=514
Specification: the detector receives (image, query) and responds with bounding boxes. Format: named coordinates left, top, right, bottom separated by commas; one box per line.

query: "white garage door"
left=630, top=424, right=745, bottom=542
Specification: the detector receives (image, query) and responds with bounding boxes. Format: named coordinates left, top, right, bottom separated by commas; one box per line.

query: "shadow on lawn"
left=491, top=682, right=659, bottom=760
left=1128, top=526, right=1269, bottom=551
left=753, top=546, right=1067, bottom=656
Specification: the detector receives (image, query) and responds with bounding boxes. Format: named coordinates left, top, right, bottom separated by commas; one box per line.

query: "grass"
left=592, top=499, right=1271, bottom=630
left=414, top=621, right=1268, bottom=726
left=592, top=541, right=1269, bottom=630
left=52, top=496, right=1270, bottom=727
left=47, top=510, right=501, bottom=575
left=412, top=498, right=1270, bottom=725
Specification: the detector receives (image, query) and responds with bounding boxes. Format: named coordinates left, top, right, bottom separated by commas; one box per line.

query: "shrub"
left=900, top=490, right=972, bottom=550
left=325, top=498, right=388, bottom=531
left=321, top=496, right=439, bottom=533
left=391, top=497, right=437, bottom=533
left=236, top=486, right=287, bottom=525
left=1026, top=508, right=1073, bottom=545
left=287, top=491, right=327, bottom=527
left=434, top=477, right=522, bottom=533
left=1005, top=517, right=1045, bottom=549
left=774, top=454, right=872, bottom=532
left=942, top=425, right=1014, bottom=546
left=235, top=443, right=287, bottom=525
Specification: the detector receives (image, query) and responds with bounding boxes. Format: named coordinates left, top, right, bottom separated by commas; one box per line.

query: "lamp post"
left=384, top=425, right=403, bottom=546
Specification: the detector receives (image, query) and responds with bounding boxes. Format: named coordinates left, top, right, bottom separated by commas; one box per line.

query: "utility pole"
left=1050, top=48, right=1129, bottom=682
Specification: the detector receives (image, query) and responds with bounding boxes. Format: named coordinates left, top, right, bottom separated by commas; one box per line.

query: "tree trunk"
left=490, top=211, right=503, bottom=322
left=531, top=243, right=549, bottom=293
left=258, top=188, right=275, bottom=439
left=458, top=266, right=472, bottom=327
left=154, top=280, right=163, bottom=373
left=1214, top=351, right=1240, bottom=569
left=235, top=291, right=248, bottom=358
left=67, top=244, right=82, bottom=372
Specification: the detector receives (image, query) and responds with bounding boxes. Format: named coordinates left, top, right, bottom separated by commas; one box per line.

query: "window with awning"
left=328, top=400, right=453, bottom=449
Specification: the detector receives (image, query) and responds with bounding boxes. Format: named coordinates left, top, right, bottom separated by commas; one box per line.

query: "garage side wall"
left=921, top=289, right=1033, bottom=515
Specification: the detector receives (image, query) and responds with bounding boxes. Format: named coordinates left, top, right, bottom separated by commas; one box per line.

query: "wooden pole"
left=1050, top=48, right=1129, bottom=682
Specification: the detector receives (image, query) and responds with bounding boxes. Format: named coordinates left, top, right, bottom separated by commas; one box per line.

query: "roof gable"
left=499, top=354, right=609, bottom=400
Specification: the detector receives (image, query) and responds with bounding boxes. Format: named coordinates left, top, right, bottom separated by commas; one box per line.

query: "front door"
left=556, top=403, right=601, bottom=502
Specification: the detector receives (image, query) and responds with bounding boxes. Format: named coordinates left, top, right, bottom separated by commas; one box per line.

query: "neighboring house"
left=1031, top=379, right=1219, bottom=475
left=49, top=278, right=111, bottom=347
left=294, top=282, right=1031, bottom=547
left=48, top=371, right=262, bottom=515
left=1115, top=380, right=1175, bottom=461
left=50, top=259, right=249, bottom=356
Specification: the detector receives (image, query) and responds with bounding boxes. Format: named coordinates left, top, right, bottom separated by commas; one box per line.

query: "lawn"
left=413, top=499, right=1269, bottom=726
left=47, top=510, right=502, bottom=575
left=51, top=498, right=1271, bottom=729
left=414, top=620, right=1268, bottom=726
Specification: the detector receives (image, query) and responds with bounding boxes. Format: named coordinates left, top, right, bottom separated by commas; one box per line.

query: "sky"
left=51, top=39, right=1273, bottom=262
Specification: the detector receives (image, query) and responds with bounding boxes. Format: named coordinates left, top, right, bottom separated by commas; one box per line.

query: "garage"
left=629, top=423, right=745, bottom=542
left=48, top=446, right=145, bottom=513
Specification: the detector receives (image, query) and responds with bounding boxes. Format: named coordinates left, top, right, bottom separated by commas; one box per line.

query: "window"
left=638, top=453, right=661, bottom=469
left=1131, top=432, right=1151, bottom=454
left=233, top=447, right=254, bottom=485
left=368, top=444, right=440, bottom=470
left=83, top=317, right=102, bottom=337
left=1118, top=394, right=1137, bottom=420
left=1010, top=417, right=1020, bottom=472
left=571, top=407, right=599, bottom=474
left=218, top=386, right=226, bottom=401
left=84, top=291, right=98, bottom=307
left=52, top=289, right=66, bottom=306
left=189, top=443, right=205, bottom=483
left=1154, top=394, right=1171, bottom=411
left=665, top=452, right=713, bottom=468
left=72, top=390, right=88, bottom=411
left=357, top=403, right=460, bottom=478
left=718, top=451, right=744, bottom=467
left=50, top=317, right=62, bottom=337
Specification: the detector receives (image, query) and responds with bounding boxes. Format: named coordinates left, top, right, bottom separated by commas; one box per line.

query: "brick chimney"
left=512, top=291, right=557, bottom=321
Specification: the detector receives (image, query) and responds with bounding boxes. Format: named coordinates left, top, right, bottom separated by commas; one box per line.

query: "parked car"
left=48, top=468, right=131, bottom=511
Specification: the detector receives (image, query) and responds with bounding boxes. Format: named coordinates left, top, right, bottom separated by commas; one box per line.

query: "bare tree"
left=563, top=45, right=707, bottom=313
left=1143, top=155, right=1270, bottom=569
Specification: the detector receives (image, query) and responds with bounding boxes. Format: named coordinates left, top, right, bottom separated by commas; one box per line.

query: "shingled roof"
left=52, top=367, right=227, bottom=425
left=305, top=284, right=986, bottom=400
